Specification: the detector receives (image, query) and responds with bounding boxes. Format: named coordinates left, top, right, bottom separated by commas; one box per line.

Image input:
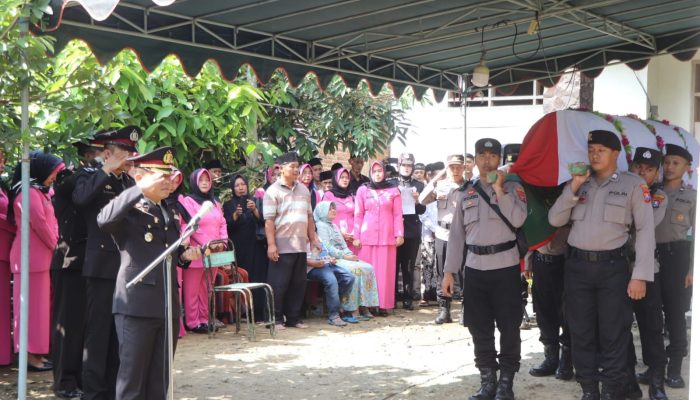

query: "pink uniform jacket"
left=353, top=185, right=404, bottom=246
left=9, top=188, right=58, bottom=273
left=0, top=189, right=13, bottom=263
left=322, top=191, right=355, bottom=237
left=178, top=196, right=228, bottom=269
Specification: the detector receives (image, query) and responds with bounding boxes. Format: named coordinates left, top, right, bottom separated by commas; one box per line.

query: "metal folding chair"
left=203, top=239, right=275, bottom=340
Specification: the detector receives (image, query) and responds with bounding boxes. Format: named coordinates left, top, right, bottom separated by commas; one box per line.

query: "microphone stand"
left=126, top=222, right=199, bottom=400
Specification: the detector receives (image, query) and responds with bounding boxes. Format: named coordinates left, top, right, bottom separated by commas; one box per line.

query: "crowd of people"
left=0, top=126, right=694, bottom=400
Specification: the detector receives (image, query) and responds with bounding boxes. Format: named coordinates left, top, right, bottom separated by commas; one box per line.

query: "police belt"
left=438, top=221, right=451, bottom=229
left=656, top=240, right=691, bottom=253
left=533, top=251, right=565, bottom=264
left=569, top=246, right=626, bottom=262
left=467, top=240, right=516, bottom=255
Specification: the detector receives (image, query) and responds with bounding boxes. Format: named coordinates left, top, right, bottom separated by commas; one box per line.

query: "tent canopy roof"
left=44, top=0, right=700, bottom=100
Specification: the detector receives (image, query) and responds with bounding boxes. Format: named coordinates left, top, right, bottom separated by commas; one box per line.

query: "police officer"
left=654, top=143, right=695, bottom=389
left=396, top=153, right=425, bottom=310
left=443, top=139, right=527, bottom=400
left=549, top=130, right=655, bottom=400
left=50, top=143, right=101, bottom=399
left=73, top=127, right=138, bottom=400
left=97, top=147, right=200, bottom=399
left=624, top=147, right=668, bottom=400
left=419, top=154, right=467, bottom=324
left=525, top=225, right=573, bottom=381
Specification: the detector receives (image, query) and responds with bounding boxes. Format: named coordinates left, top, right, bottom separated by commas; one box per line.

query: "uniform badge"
left=515, top=187, right=527, bottom=203
left=677, top=213, right=685, bottom=222
left=578, top=195, right=587, bottom=203
left=144, top=232, right=154, bottom=242
left=643, top=150, right=652, bottom=159
left=163, top=150, right=175, bottom=165
left=130, top=129, right=139, bottom=141
left=154, top=217, right=159, bottom=224
left=105, top=184, right=112, bottom=190
left=485, top=141, right=493, bottom=148
left=651, top=193, right=665, bottom=209
left=641, top=184, right=651, bottom=203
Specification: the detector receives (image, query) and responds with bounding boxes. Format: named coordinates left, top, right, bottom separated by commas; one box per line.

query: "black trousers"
left=82, top=278, right=120, bottom=400
left=396, top=237, right=420, bottom=302
left=51, top=269, right=86, bottom=392
left=267, top=253, right=307, bottom=326
left=627, top=273, right=666, bottom=371
left=463, top=265, right=522, bottom=372
left=531, top=253, right=570, bottom=347
left=565, top=256, right=632, bottom=388
left=114, top=314, right=178, bottom=400
left=658, top=242, right=691, bottom=359
left=435, top=238, right=464, bottom=300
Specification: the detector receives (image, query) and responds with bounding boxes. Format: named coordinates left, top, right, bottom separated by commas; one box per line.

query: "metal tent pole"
left=689, top=192, right=699, bottom=398
left=16, top=13, right=31, bottom=400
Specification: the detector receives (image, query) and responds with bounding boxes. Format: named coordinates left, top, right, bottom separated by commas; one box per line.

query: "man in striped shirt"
left=264, top=151, right=321, bottom=330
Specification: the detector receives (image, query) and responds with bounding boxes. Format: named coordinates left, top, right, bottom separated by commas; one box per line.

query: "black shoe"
left=434, top=298, right=452, bottom=324
left=623, top=380, right=643, bottom=399
left=494, top=370, right=515, bottom=400
left=191, top=323, right=209, bottom=334
left=664, top=375, right=685, bottom=388
left=27, top=362, right=52, bottom=372
left=55, top=388, right=84, bottom=399
left=555, top=345, right=574, bottom=380
left=468, top=367, right=497, bottom=400
left=635, top=368, right=650, bottom=385
left=580, top=381, right=600, bottom=400
left=529, top=344, right=559, bottom=377
left=665, top=357, right=685, bottom=388
left=601, top=384, right=622, bottom=400
left=403, top=301, right=414, bottom=311
left=648, top=368, right=668, bottom=400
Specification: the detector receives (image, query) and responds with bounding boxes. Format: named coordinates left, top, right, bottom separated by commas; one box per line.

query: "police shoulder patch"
left=641, top=184, right=651, bottom=203
left=515, top=186, right=527, bottom=203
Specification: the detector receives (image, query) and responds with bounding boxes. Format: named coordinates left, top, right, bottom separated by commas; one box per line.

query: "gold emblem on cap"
left=130, top=129, right=139, bottom=141
left=144, top=232, right=154, bottom=242
left=163, top=150, right=175, bottom=165
left=588, top=133, right=593, bottom=141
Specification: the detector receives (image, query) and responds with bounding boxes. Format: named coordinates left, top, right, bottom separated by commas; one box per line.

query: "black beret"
left=475, top=138, right=502, bottom=155
left=665, top=144, right=693, bottom=164
left=588, top=130, right=621, bottom=151
left=320, top=170, right=333, bottom=181
left=308, top=157, right=322, bottom=167
left=275, top=151, right=299, bottom=165
left=204, top=159, right=223, bottom=170
left=632, top=147, right=663, bottom=167
left=503, top=144, right=521, bottom=164
left=431, top=162, right=445, bottom=171
left=414, top=163, right=426, bottom=171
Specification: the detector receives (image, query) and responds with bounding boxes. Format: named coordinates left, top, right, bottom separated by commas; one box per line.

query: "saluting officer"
left=548, top=130, right=655, bottom=400
left=654, top=143, right=695, bottom=389
left=97, top=147, right=199, bottom=400
left=443, top=139, right=527, bottom=400
left=72, top=127, right=139, bottom=400
left=50, top=143, right=100, bottom=399
left=419, top=154, right=467, bottom=324
left=624, top=147, right=668, bottom=400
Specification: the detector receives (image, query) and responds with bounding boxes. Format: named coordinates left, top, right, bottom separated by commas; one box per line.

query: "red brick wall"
left=318, top=146, right=389, bottom=174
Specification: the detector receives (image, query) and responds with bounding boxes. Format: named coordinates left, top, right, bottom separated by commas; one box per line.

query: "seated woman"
left=306, top=243, right=355, bottom=327
left=314, top=201, right=379, bottom=321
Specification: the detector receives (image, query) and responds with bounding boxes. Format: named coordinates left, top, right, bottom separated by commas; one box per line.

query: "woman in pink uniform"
left=179, top=168, right=228, bottom=333
left=322, top=168, right=357, bottom=253
left=9, top=151, right=64, bottom=370
left=353, top=162, right=404, bottom=315
left=0, top=148, right=13, bottom=366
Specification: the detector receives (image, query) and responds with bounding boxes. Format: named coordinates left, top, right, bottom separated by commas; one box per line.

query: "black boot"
left=529, top=344, right=559, bottom=377
left=434, top=298, right=452, bottom=324
left=494, top=370, right=515, bottom=400
left=648, top=368, right=668, bottom=400
left=600, top=383, right=621, bottom=400
left=580, top=381, right=600, bottom=400
left=468, top=368, right=497, bottom=400
left=623, top=367, right=642, bottom=399
left=635, top=367, right=650, bottom=385
left=665, top=357, right=685, bottom=388
left=555, top=345, right=574, bottom=380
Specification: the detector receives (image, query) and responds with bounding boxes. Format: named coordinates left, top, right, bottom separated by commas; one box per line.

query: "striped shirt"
left=263, top=180, right=312, bottom=254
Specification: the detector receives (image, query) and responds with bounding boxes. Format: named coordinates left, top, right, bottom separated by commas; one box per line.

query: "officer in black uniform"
left=50, top=143, right=100, bottom=399
left=72, top=127, right=139, bottom=400
left=549, top=130, right=655, bottom=400
left=97, top=147, right=199, bottom=400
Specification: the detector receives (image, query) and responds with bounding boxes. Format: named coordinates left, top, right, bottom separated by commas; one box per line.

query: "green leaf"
left=156, top=107, right=175, bottom=121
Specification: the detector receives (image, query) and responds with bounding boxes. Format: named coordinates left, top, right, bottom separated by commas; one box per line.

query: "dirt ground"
left=0, top=305, right=691, bottom=399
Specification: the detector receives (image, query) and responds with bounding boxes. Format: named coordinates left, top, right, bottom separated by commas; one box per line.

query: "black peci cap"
left=308, top=157, right=322, bottom=167
left=588, top=130, right=621, bottom=151
left=632, top=147, right=663, bottom=167
left=665, top=143, right=693, bottom=164
left=475, top=138, right=502, bottom=155
left=275, top=151, right=299, bottom=165
left=320, top=170, right=333, bottom=181
left=204, top=159, right=223, bottom=170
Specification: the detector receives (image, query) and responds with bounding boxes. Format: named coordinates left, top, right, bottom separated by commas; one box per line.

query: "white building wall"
left=593, top=64, right=649, bottom=118
left=647, top=52, right=700, bottom=133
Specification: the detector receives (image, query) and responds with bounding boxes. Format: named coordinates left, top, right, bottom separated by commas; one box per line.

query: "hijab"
left=230, top=174, right=251, bottom=208
left=8, top=151, right=64, bottom=224
left=188, top=168, right=216, bottom=204
left=366, top=161, right=397, bottom=190
left=329, top=167, right=352, bottom=199
left=313, top=201, right=334, bottom=225
left=298, top=163, right=312, bottom=187
left=263, top=164, right=279, bottom=190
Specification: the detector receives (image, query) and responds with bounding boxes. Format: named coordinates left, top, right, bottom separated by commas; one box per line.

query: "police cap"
left=587, top=130, right=621, bottom=151
left=475, top=138, right=502, bottom=155
left=129, top=147, right=176, bottom=175
left=632, top=147, right=663, bottom=167
left=665, top=143, right=693, bottom=164
left=91, top=126, right=140, bottom=152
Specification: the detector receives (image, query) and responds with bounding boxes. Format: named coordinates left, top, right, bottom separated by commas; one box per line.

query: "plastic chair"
left=203, top=239, right=275, bottom=340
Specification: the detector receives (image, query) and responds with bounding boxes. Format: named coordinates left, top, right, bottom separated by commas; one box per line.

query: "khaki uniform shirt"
left=548, top=171, right=655, bottom=282
left=419, top=179, right=463, bottom=242
left=444, top=180, right=527, bottom=273
left=655, top=183, right=696, bottom=244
